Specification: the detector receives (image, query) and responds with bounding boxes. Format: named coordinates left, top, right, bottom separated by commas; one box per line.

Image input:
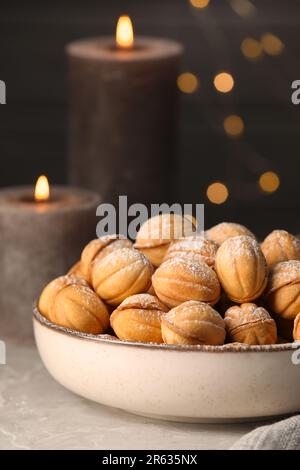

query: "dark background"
left=1, top=0, right=300, bottom=237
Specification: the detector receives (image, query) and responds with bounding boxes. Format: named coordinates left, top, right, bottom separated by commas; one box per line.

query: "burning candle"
left=116, top=15, right=134, bottom=49
left=0, top=179, right=99, bottom=339
left=34, top=175, right=50, bottom=202
left=66, top=16, right=183, bottom=206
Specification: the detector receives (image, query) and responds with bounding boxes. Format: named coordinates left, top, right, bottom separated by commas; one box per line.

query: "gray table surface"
left=0, top=337, right=264, bottom=450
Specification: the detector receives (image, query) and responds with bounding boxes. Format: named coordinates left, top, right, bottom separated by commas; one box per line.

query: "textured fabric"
left=231, top=415, right=300, bottom=450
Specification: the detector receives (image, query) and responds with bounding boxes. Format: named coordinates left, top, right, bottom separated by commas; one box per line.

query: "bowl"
left=33, top=306, right=300, bottom=423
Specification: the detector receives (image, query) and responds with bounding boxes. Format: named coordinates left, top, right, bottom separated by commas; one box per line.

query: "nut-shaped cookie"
left=92, top=248, right=153, bottom=306
left=147, top=282, right=156, bottom=295
left=266, top=260, right=300, bottom=320
left=80, top=235, right=132, bottom=283
left=164, top=236, right=218, bottom=268
left=38, top=274, right=88, bottom=320
left=161, top=301, right=225, bottom=345
left=215, top=236, right=268, bottom=303
left=152, top=258, right=220, bottom=308
left=110, top=293, right=168, bottom=343
left=206, top=222, right=256, bottom=245
left=134, top=213, right=197, bottom=267
left=224, top=303, right=277, bottom=345
left=50, top=283, right=109, bottom=334
left=261, top=230, right=300, bottom=268
left=294, top=313, right=300, bottom=341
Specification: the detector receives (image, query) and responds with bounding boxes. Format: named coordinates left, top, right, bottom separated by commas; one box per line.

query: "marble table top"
left=0, top=337, right=262, bottom=450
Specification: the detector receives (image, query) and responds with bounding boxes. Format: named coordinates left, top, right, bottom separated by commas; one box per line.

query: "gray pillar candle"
left=0, top=184, right=100, bottom=339
left=66, top=23, right=183, bottom=206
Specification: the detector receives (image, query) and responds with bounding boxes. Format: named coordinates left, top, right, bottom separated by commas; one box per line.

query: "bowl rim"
left=33, top=306, right=299, bottom=353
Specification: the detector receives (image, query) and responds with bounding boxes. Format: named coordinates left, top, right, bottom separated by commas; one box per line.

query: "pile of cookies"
left=38, top=215, right=300, bottom=346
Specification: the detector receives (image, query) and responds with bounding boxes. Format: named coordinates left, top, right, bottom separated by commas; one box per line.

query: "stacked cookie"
left=38, top=217, right=300, bottom=345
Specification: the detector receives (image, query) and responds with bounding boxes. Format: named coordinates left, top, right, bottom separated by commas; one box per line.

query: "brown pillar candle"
left=66, top=16, right=183, bottom=206
left=0, top=178, right=100, bottom=339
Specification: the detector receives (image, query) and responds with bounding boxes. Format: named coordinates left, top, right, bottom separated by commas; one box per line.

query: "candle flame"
left=35, top=175, right=50, bottom=202
left=116, top=15, right=134, bottom=49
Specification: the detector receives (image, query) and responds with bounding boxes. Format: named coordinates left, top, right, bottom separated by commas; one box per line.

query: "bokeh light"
left=241, top=38, right=263, bottom=60
left=259, top=171, right=280, bottom=193
left=223, top=115, right=244, bottom=137
left=177, top=72, right=199, bottom=94
left=190, top=0, right=210, bottom=9
left=261, top=33, right=284, bottom=56
left=213, top=72, right=234, bottom=93
left=207, top=182, right=229, bottom=204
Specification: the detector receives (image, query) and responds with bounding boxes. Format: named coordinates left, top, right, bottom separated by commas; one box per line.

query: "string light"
left=213, top=72, right=234, bottom=93
left=177, top=72, right=199, bottom=94
left=261, top=33, right=284, bottom=56
left=224, top=115, right=244, bottom=137
left=229, top=0, right=256, bottom=18
left=190, top=0, right=210, bottom=9
left=259, top=171, right=280, bottom=193
left=241, top=38, right=263, bottom=60
left=207, top=182, right=229, bottom=204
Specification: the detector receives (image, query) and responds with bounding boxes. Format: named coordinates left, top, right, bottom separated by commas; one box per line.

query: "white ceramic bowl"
left=33, top=307, right=300, bottom=423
